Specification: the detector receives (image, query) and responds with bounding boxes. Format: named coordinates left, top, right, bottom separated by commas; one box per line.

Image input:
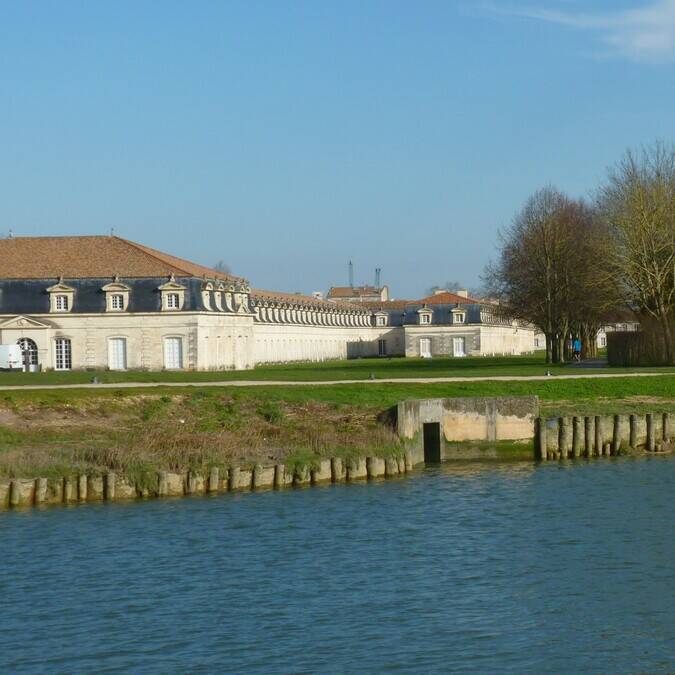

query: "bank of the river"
left=0, top=375, right=673, bottom=498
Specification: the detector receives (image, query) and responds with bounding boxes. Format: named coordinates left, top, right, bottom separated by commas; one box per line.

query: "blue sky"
left=2, top=1, right=675, bottom=298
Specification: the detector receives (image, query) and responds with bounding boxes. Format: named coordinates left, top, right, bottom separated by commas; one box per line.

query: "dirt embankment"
left=0, top=391, right=400, bottom=478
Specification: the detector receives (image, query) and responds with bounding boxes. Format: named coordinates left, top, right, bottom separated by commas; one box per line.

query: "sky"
left=2, top=1, right=675, bottom=298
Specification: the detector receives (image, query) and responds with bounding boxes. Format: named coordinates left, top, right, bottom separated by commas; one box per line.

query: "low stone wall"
left=397, top=395, right=539, bottom=460
left=537, top=412, right=672, bottom=460
left=0, top=449, right=426, bottom=511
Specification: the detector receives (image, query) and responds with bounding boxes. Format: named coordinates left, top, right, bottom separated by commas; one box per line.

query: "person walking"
left=572, top=337, right=582, bottom=362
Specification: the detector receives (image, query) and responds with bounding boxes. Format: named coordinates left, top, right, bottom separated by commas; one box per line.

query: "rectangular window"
left=454, top=313, right=465, bottom=324
left=111, top=294, right=124, bottom=310
left=420, top=314, right=430, bottom=324
left=378, top=339, right=387, bottom=356
left=55, top=295, right=69, bottom=311
left=600, top=336, right=607, bottom=347
left=108, top=338, right=127, bottom=370
left=376, top=316, right=387, bottom=327
left=420, top=337, right=432, bottom=358
left=167, top=293, right=180, bottom=309
left=55, top=338, right=72, bottom=370
left=164, top=337, right=183, bottom=369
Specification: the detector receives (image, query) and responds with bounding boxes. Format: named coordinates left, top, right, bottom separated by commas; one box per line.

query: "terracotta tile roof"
left=327, top=285, right=383, bottom=299
left=252, top=288, right=367, bottom=311
left=417, top=291, right=482, bottom=305
left=0, top=235, right=242, bottom=281
left=361, top=300, right=410, bottom=310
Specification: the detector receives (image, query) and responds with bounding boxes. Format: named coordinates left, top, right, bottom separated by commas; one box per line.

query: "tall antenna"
left=375, top=267, right=381, bottom=288
left=348, top=260, right=354, bottom=288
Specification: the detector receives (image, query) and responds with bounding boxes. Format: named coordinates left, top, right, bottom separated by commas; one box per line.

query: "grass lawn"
left=1, top=354, right=675, bottom=386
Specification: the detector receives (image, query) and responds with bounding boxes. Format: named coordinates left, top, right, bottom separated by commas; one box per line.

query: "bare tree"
left=598, top=142, right=675, bottom=364
left=213, top=260, right=231, bottom=275
left=486, top=187, right=621, bottom=363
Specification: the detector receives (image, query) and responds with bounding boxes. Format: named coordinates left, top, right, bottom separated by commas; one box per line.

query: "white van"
left=0, top=344, right=23, bottom=370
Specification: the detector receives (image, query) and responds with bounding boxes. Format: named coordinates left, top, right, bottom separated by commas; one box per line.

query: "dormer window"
left=158, top=275, right=186, bottom=311
left=102, top=277, right=131, bottom=312
left=452, top=309, right=466, bottom=324
left=418, top=306, right=433, bottom=325
left=47, top=279, right=75, bottom=313
left=375, top=312, right=388, bottom=327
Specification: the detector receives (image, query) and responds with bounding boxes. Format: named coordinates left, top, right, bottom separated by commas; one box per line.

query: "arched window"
left=17, top=338, right=38, bottom=366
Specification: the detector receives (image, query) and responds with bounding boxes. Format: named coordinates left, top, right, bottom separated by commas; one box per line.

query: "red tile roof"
left=0, top=235, right=242, bottom=281
left=327, top=285, right=383, bottom=299
left=417, top=291, right=482, bottom=305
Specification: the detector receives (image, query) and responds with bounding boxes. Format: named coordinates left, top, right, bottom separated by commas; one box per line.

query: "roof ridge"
left=113, top=236, right=193, bottom=276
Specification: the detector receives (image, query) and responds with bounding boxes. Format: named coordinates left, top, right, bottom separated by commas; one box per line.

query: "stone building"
left=326, top=284, right=389, bottom=303
left=363, top=291, right=534, bottom=358
left=0, top=235, right=534, bottom=371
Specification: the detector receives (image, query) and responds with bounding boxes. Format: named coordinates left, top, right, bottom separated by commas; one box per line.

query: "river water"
left=2, top=457, right=674, bottom=674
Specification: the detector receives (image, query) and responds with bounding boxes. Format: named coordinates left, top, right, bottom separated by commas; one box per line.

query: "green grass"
left=2, top=354, right=675, bottom=386
left=0, top=374, right=673, bottom=414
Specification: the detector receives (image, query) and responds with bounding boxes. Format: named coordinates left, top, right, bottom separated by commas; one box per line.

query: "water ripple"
left=1, top=457, right=674, bottom=673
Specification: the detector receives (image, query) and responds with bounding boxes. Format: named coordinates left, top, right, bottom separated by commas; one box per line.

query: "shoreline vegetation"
left=0, top=357, right=673, bottom=492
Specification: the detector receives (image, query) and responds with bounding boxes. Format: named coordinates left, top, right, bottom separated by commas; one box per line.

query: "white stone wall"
left=477, top=324, right=535, bottom=356
left=404, top=324, right=535, bottom=358
left=0, top=312, right=256, bottom=371
left=253, top=323, right=396, bottom=363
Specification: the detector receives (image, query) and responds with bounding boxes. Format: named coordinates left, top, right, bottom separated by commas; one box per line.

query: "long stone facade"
left=0, top=236, right=535, bottom=371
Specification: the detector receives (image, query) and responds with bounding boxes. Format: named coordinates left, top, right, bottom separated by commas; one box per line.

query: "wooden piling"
left=208, top=467, right=219, bottom=493
left=572, top=417, right=583, bottom=458
left=105, top=472, right=116, bottom=501
left=559, top=418, right=571, bottom=459
left=629, top=414, right=637, bottom=449
left=537, top=418, right=547, bottom=460
left=584, top=417, right=594, bottom=457
left=663, top=413, right=671, bottom=442
left=594, top=417, right=602, bottom=458
left=646, top=413, right=655, bottom=452
left=612, top=415, right=621, bottom=455
left=9, top=480, right=20, bottom=507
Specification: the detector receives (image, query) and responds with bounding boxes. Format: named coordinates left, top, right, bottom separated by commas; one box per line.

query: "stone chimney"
left=457, top=289, right=468, bottom=298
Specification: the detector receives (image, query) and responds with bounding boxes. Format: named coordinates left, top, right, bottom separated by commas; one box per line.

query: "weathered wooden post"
left=35, top=478, right=48, bottom=504
left=537, top=418, right=547, bottom=460
left=612, top=415, right=621, bottom=455
left=63, top=477, right=74, bottom=503
left=158, top=471, right=168, bottom=497
left=663, top=413, right=671, bottom=443
left=572, top=417, right=583, bottom=458
left=105, top=472, right=116, bottom=501
left=584, top=417, right=594, bottom=457
left=9, top=480, right=20, bottom=507
left=594, top=417, right=602, bottom=458
left=208, top=466, right=219, bottom=493
left=559, top=418, right=571, bottom=459
left=629, top=414, right=637, bottom=449
left=646, top=413, right=655, bottom=452
left=274, top=464, right=285, bottom=488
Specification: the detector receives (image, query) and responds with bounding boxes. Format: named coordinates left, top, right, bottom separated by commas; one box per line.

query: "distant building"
left=0, top=235, right=534, bottom=371
left=363, top=291, right=535, bottom=358
left=327, top=285, right=389, bottom=303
